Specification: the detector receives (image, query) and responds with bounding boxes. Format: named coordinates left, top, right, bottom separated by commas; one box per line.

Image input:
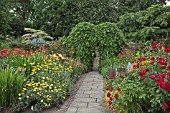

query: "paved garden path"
left=65, top=71, right=105, bottom=113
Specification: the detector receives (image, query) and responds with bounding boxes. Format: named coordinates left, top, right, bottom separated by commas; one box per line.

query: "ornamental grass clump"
left=0, top=65, right=24, bottom=108
left=106, top=36, right=170, bottom=113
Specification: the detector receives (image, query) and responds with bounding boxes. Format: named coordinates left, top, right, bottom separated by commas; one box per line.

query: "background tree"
left=117, top=5, right=170, bottom=42
left=113, top=0, right=169, bottom=15
left=0, top=0, right=10, bottom=36
left=0, top=0, right=169, bottom=39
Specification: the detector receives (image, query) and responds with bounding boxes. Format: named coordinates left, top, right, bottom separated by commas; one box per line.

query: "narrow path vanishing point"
left=65, top=71, right=105, bottom=113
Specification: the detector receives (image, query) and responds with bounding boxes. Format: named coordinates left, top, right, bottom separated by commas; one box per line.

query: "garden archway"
left=65, top=22, right=126, bottom=70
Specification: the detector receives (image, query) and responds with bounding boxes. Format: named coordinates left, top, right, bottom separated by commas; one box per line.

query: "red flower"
left=150, top=57, right=155, bottom=61
left=134, top=59, right=137, bottom=62
left=138, top=57, right=146, bottom=62
left=158, top=58, right=167, bottom=65
left=140, top=75, right=146, bottom=80
left=165, top=47, right=170, bottom=53
left=152, top=43, right=157, bottom=49
left=160, top=73, right=166, bottom=77
left=150, top=75, right=155, bottom=80
left=109, top=87, right=113, bottom=92
left=107, top=92, right=111, bottom=97
left=163, top=82, right=170, bottom=91
left=155, top=73, right=159, bottom=77
left=167, top=72, right=170, bottom=77
left=108, top=100, right=112, bottom=106
left=109, top=96, right=112, bottom=100
left=117, top=87, right=121, bottom=92
left=167, top=65, right=170, bottom=69
left=120, top=76, right=125, bottom=78
left=156, top=78, right=164, bottom=84
left=151, top=62, right=155, bottom=65
left=145, top=68, right=150, bottom=72
left=139, top=70, right=146, bottom=76
left=160, top=65, right=166, bottom=69
left=14, top=48, right=21, bottom=52
left=110, top=74, right=115, bottom=79
left=162, top=104, right=168, bottom=110
left=114, top=94, right=118, bottom=99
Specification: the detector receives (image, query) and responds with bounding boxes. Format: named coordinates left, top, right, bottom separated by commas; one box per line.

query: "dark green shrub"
left=96, top=22, right=126, bottom=60
left=65, top=22, right=126, bottom=69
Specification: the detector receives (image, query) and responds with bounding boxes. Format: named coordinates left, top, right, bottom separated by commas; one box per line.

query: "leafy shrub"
left=96, top=22, right=126, bottom=60
left=65, top=22, right=126, bottom=69
left=68, top=58, right=88, bottom=82
left=0, top=65, right=24, bottom=108
left=65, top=22, right=96, bottom=69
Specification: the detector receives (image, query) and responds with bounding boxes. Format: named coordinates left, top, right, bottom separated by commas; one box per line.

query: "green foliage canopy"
left=118, top=5, right=170, bottom=42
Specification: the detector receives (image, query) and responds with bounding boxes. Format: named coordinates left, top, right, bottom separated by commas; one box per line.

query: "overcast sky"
left=166, top=1, right=170, bottom=6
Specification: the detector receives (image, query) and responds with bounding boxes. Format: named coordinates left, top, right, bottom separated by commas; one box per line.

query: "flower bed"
left=101, top=37, right=170, bottom=112
left=0, top=48, right=87, bottom=112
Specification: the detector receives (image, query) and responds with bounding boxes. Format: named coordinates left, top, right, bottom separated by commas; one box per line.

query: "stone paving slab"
left=90, top=94, right=103, bottom=99
left=88, top=103, right=103, bottom=108
left=77, top=108, right=103, bottom=113
left=70, top=102, right=88, bottom=107
left=75, top=94, right=90, bottom=98
left=79, top=86, right=98, bottom=89
left=84, top=91, right=104, bottom=95
left=65, top=71, right=105, bottom=113
left=66, top=107, right=77, bottom=113
left=73, top=98, right=96, bottom=103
